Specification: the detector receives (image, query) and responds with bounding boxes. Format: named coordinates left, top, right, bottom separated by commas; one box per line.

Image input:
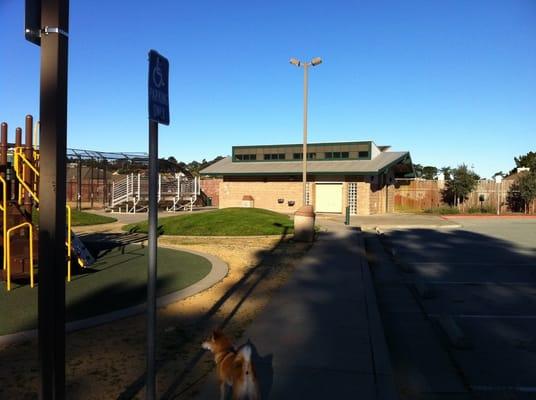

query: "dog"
left=202, top=330, right=260, bottom=400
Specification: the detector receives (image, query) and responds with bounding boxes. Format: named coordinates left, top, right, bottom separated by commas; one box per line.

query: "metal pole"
left=147, top=120, right=158, bottom=400
left=77, top=156, right=82, bottom=210
left=302, top=63, right=309, bottom=206
left=90, top=160, right=94, bottom=208
left=1, top=123, right=7, bottom=179
left=38, top=0, right=69, bottom=399
left=497, top=180, right=501, bottom=215
left=103, top=159, right=107, bottom=206
left=24, top=115, right=35, bottom=217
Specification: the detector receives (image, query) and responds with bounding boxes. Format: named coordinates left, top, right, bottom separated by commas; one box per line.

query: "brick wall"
left=219, top=177, right=304, bottom=213
left=218, top=175, right=390, bottom=215
left=200, top=178, right=222, bottom=207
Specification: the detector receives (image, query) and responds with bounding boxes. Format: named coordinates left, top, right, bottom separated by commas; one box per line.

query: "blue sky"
left=1, top=0, right=535, bottom=178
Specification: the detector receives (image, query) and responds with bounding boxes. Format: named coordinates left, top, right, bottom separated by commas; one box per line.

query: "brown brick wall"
left=220, top=177, right=304, bottom=213
left=218, top=175, right=394, bottom=215
left=200, top=178, right=222, bottom=207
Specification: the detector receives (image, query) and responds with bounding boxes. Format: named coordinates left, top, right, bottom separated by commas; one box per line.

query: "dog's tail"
left=238, top=344, right=259, bottom=399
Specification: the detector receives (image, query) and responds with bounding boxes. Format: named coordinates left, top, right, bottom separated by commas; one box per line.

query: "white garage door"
left=315, top=183, right=343, bottom=213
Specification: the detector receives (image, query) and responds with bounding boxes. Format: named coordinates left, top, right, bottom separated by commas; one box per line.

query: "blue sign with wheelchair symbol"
left=148, top=50, right=170, bottom=125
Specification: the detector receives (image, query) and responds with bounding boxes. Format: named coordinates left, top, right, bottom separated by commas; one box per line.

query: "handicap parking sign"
left=148, top=50, right=170, bottom=125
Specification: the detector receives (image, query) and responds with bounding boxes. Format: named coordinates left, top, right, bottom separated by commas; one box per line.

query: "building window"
left=264, top=153, right=285, bottom=160
left=358, top=151, right=369, bottom=158
left=293, top=152, right=316, bottom=160
left=325, top=151, right=349, bottom=159
left=235, top=154, right=256, bottom=161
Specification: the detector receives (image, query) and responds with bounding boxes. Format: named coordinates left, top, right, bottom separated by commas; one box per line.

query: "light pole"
left=290, top=57, right=322, bottom=206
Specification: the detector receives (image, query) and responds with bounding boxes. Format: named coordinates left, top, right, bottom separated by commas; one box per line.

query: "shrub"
left=423, top=206, right=460, bottom=215
left=468, top=206, right=495, bottom=214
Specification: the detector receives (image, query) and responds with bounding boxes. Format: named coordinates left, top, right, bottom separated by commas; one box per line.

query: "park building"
left=200, top=140, right=414, bottom=215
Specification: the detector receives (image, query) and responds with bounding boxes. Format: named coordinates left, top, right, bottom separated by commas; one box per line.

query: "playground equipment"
left=0, top=115, right=93, bottom=291
left=110, top=171, right=199, bottom=213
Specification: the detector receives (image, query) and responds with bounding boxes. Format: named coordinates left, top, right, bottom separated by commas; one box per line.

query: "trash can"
left=293, top=205, right=315, bottom=242
left=207, top=197, right=212, bottom=206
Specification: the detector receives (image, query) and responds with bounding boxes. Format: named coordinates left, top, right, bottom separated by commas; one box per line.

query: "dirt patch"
left=0, top=235, right=311, bottom=399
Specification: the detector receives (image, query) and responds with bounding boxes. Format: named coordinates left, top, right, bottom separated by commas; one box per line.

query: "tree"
left=413, top=163, right=423, bottom=178
left=508, top=151, right=536, bottom=175
left=515, top=151, right=536, bottom=170
left=421, top=166, right=438, bottom=180
left=507, top=171, right=536, bottom=213
left=442, top=164, right=479, bottom=206
left=440, top=166, right=452, bottom=180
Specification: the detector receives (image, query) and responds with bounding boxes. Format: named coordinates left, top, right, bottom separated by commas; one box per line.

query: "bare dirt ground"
left=0, top=234, right=311, bottom=399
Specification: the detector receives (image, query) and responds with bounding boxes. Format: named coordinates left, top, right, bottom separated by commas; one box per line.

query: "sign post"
left=147, top=49, right=169, bottom=400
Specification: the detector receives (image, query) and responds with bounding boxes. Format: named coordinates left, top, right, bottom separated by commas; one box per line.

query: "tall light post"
left=290, top=57, right=322, bottom=206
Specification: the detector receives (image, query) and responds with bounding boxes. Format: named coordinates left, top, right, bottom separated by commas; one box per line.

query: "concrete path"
left=197, top=220, right=397, bottom=399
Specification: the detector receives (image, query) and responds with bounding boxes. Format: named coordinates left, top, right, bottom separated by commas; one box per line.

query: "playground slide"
left=70, top=231, right=95, bottom=267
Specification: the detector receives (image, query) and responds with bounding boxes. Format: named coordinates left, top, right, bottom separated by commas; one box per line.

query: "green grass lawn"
left=124, top=207, right=294, bottom=236
left=0, top=245, right=211, bottom=336
left=70, top=209, right=117, bottom=226
left=32, top=209, right=117, bottom=226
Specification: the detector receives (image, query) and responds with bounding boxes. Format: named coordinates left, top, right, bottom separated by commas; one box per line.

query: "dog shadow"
left=246, top=340, right=273, bottom=399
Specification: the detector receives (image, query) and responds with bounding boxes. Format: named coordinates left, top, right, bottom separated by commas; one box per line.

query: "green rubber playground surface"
left=0, top=244, right=211, bottom=336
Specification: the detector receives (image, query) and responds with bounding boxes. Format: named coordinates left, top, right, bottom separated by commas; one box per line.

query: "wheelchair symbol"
left=152, top=57, right=165, bottom=89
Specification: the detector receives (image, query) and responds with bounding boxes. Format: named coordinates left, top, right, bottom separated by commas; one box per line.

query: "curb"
left=357, top=231, right=399, bottom=400
left=360, top=224, right=461, bottom=230
left=0, top=248, right=228, bottom=347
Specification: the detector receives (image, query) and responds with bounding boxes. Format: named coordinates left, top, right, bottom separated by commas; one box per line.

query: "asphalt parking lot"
left=365, top=217, right=536, bottom=400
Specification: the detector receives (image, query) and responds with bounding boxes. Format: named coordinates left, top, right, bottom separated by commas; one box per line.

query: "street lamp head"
left=289, top=58, right=301, bottom=67
left=311, top=57, right=322, bottom=66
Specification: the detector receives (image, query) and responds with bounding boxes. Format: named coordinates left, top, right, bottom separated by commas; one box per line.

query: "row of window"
left=235, top=151, right=369, bottom=161
left=264, top=153, right=285, bottom=160
left=293, top=152, right=316, bottom=160
left=235, top=154, right=257, bottom=160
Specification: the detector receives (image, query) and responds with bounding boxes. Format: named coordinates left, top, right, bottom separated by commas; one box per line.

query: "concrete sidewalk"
left=318, top=213, right=460, bottom=230
left=197, top=221, right=397, bottom=399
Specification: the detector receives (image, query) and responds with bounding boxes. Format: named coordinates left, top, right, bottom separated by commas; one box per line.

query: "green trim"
left=232, top=140, right=372, bottom=151
left=232, top=156, right=371, bottom=163
left=201, top=171, right=383, bottom=177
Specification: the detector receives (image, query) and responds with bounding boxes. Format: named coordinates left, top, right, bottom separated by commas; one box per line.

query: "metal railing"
left=0, top=176, right=6, bottom=271
left=110, top=173, right=200, bottom=213
left=14, top=147, right=40, bottom=204
left=6, top=222, right=34, bottom=291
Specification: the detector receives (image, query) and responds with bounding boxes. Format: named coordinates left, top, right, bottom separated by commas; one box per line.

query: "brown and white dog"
left=202, top=330, right=260, bottom=400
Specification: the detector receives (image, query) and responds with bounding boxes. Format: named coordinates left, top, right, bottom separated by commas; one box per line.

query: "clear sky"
left=1, top=0, right=535, bottom=178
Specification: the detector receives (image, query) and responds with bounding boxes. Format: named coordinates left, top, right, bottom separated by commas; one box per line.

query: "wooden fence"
left=394, top=179, right=516, bottom=211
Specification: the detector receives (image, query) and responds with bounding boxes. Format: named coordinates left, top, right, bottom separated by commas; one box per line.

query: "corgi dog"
left=202, top=330, right=260, bottom=400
